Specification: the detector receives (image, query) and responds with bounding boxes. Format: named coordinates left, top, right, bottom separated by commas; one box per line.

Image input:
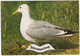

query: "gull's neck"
left=20, top=10, right=34, bottom=30
left=22, top=10, right=30, bottom=19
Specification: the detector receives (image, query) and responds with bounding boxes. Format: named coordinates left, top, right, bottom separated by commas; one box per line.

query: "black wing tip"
left=55, top=27, right=79, bottom=35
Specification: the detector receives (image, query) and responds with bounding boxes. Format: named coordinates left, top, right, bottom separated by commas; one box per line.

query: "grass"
left=1, top=1, right=79, bottom=55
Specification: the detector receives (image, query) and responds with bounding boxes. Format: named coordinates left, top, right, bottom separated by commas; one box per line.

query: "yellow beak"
left=12, top=11, right=18, bottom=15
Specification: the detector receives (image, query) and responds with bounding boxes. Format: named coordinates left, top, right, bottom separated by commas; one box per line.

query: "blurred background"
left=1, top=1, right=79, bottom=55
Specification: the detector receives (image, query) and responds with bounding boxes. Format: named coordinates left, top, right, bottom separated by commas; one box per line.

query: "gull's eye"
left=20, top=7, right=21, bottom=9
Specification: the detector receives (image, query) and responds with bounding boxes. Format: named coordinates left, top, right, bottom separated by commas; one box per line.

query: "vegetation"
left=1, top=1, right=79, bottom=55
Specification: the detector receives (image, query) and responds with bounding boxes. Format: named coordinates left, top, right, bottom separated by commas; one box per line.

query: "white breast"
left=20, top=17, right=35, bottom=42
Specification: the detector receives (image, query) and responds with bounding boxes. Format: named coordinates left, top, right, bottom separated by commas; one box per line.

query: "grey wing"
left=28, top=20, right=58, bottom=28
left=26, top=21, right=65, bottom=39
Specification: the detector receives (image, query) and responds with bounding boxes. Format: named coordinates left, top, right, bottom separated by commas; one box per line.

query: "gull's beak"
left=12, top=11, right=18, bottom=15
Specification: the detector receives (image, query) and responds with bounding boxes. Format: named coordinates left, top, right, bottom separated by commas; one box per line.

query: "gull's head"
left=12, top=4, right=29, bottom=15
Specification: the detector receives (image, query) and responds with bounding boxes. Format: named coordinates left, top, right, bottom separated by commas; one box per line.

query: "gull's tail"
left=55, top=27, right=79, bottom=37
left=64, top=30, right=79, bottom=34
left=62, top=30, right=78, bottom=36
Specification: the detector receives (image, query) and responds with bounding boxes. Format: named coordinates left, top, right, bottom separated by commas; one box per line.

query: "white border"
left=2, top=55, right=80, bottom=56
left=0, top=0, right=1, bottom=56
left=79, top=0, right=80, bottom=55
left=1, top=0, right=79, bottom=1
left=0, top=0, right=80, bottom=56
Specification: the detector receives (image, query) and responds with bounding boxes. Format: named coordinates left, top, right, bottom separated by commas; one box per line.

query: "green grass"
left=1, top=1, right=79, bottom=55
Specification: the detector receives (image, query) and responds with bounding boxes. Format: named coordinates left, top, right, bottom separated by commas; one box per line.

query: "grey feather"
left=26, top=20, right=65, bottom=39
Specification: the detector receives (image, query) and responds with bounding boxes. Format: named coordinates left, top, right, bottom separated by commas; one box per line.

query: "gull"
left=12, top=4, right=78, bottom=43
